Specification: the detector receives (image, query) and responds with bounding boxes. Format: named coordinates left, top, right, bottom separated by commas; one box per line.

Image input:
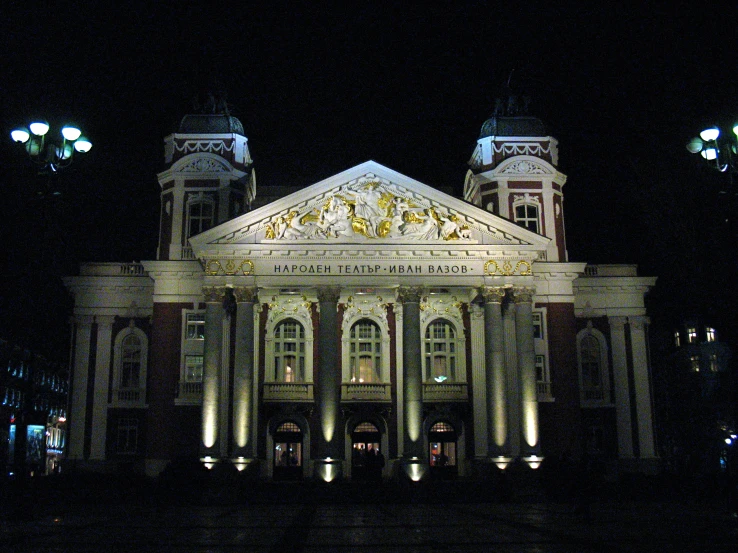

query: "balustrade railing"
left=263, top=382, right=314, bottom=401
left=422, top=382, right=468, bottom=401
left=341, top=383, right=391, bottom=402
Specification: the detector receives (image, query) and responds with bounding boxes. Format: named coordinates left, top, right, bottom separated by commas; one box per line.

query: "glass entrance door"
left=273, top=421, right=303, bottom=480
left=351, top=421, right=383, bottom=480
left=429, top=421, right=457, bottom=479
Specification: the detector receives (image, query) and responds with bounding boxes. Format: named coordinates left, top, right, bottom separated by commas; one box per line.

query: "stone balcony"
left=175, top=381, right=203, bottom=405
left=341, top=383, right=392, bottom=402
left=422, top=382, right=468, bottom=402
left=263, top=382, right=314, bottom=402
left=111, top=387, right=146, bottom=407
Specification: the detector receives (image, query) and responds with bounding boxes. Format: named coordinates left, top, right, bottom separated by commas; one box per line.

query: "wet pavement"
left=3, top=498, right=738, bottom=553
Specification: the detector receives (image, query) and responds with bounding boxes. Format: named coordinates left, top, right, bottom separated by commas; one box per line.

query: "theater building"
left=63, top=105, right=658, bottom=480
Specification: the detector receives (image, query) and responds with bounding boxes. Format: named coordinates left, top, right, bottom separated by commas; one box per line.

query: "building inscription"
left=273, top=263, right=471, bottom=275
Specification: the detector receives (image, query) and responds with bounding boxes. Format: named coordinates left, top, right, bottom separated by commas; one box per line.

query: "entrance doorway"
left=351, top=421, right=383, bottom=480
left=429, top=421, right=457, bottom=479
left=273, top=421, right=303, bottom=480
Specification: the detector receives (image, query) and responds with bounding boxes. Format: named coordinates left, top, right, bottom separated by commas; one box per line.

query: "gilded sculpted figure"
left=264, top=182, right=472, bottom=241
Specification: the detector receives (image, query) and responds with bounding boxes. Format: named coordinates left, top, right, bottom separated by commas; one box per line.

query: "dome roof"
left=178, top=114, right=244, bottom=135
left=479, top=116, right=546, bottom=139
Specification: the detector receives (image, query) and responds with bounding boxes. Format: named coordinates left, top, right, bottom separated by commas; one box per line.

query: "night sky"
left=2, top=2, right=738, bottom=361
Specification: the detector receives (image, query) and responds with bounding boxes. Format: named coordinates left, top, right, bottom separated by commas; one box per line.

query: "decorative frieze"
left=202, top=259, right=254, bottom=276
left=484, top=259, right=532, bottom=276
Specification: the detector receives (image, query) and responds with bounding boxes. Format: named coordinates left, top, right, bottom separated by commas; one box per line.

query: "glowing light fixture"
left=10, top=118, right=92, bottom=187
left=29, top=121, right=50, bottom=136
left=11, top=128, right=30, bottom=143
left=687, top=122, right=738, bottom=177
left=700, top=127, right=720, bottom=141
left=434, top=375, right=448, bottom=383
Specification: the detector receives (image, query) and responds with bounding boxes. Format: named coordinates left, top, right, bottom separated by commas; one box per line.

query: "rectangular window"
left=533, top=312, right=543, bottom=339
left=709, top=353, right=718, bottom=372
left=706, top=328, right=716, bottom=342
left=674, top=331, right=681, bottom=348
left=687, top=328, right=697, bottom=344
left=186, top=313, right=205, bottom=340
left=185, top=355, right=203, bottom=382
left=117, top=418, right=138, bottom=455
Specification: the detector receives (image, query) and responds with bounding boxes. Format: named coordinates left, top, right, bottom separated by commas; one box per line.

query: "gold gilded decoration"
left=203, top=259, right=255, bottom=276
left=263, top=181, right=473, bottom=241
left=420, top=295, right=463, bottom=314
left=484, top=260, right=532, bottom=276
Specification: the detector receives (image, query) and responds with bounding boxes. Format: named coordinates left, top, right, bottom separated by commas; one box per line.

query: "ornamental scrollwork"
left=484, top=260, right=533, bottom=276
left=180, top=158, right=229, bottom=173
left=203, top=259, right=254, bottom=276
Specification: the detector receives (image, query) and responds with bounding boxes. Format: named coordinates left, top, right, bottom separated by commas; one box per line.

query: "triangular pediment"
left=190, top=161, right=549, bottom=254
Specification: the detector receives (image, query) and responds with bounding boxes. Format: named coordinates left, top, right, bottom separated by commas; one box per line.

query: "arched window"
left=120, top=334, right=142, bottom=390
left=580, top=336, right=601, bottom=396
left=577, top=327, right=609, bottom=404
left=424, top=319, right=457, bottom=382
left=274, top=319, right=305, bottom=382
left=513, top=202, right=540, bottom=233
left=349, top=319, right=381, bottom=383
left=113, top=325, right=148, bottom=405
left=186, top=194, right=215, bottom=238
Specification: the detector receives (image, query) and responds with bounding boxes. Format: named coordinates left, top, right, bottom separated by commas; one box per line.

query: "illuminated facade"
left=63, top=107, right=658, bottom=480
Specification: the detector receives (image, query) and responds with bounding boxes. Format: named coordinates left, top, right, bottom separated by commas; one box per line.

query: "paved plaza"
left=3, top=489, right=738, bottom=553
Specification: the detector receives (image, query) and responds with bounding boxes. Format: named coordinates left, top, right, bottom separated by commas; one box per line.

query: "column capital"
left=203, top=285, right=229, bottom=303
left=609, top=315, right=628, bottom=330
left=511, top=286, right=536, bottom=304
left=397, top=286, right=423, bottom=303
left=627, top=315, right=650, bottom=330
left=316, top=286, right=341, bottom=304
left=232, top=286, right=257, bottom=303
left=94, top=315, right=116, bottom=326
left=480, top=286, right=507, bottom=304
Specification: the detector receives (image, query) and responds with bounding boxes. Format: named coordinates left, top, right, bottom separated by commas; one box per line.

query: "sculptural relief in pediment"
left=263, top=179, right=471, bottom=242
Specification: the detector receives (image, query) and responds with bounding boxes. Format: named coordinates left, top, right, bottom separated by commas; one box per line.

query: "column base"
left=399, top=457, right=428, bottom=482
left=313, top=458, right=344, bottom=482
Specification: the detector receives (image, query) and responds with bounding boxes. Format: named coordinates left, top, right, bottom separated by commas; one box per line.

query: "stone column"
left=503, top=300, right=520, bottom=456
left=89, top=316, right=114, bottom=460
left=232, top=287, right=256, bottom=459
left=68, top=315, right=93, bottom=461
left=482, top=286, right=508, bottom=457
left=514, top=287, right=540, bottom=456
left=315, top=287, right=342, bottom=479
left=398, top=286, right=424, bottom=460
left=609, top=316, right=634, bottom=459
left=469, top=303, right=487, bottom=459
left=201, top=286, right=225, bottom=457
left=629, top=316, right=657, bottom=460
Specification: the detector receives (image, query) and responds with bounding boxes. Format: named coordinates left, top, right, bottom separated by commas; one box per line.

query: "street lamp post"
left=10, top=119, right=92, bottom=196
